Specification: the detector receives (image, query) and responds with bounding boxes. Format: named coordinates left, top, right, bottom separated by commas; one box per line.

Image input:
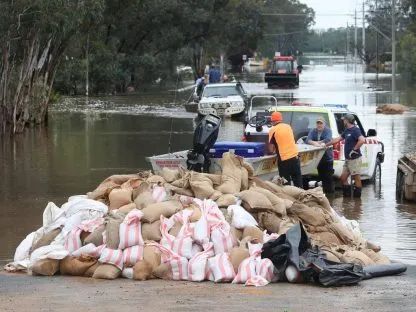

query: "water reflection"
left=1, top=65, right=416, bottom=264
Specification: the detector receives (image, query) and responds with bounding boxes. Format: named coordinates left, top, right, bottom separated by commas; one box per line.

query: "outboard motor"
left=187, top=114, right=221, bottom=172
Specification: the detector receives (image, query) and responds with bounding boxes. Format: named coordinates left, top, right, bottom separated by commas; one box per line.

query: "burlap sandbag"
left=30, top=227, right=62, bottom=254
left=109, top=188, right=133, bottom=210
left=288, top=202, right=328, bottom=227
left=229, top=246, right=250, bottom=273
left=340, top=250, right=375, bottom=266
left=141, top=200, right=183, bottom=223
left=143, top=245, right=161, bottom=270
left=366, top=240, right=381, bottom=252
left=250, top=186, right=286, bottom=217
left=298, top=187, right=332, bottom=213
left=133, top=182, right=155, bottom=209
left=238, top=189, right=273, bottom=212
left=146, top=175, right=166, bottom=185
left=328, top=221, right=355, bottom=245
left=84, top=262, right=100, bottom=277
left=242, top=226, right=263, bottom=243
left=250, top=178, right=285, bottom=195
left=152, top=263, right=172, bottom=280
left=258, top=212, right=281, bottom=234
left=278, top=218, right=296, bottom=235
left=118, top=202, right=137, bottom=214
left=105, top=218, right=123, bottom=249
left=164, top=184, right=194, bottom=197
left=92, top=263, right=121, bottom=279
left=282, top=185, right=304, bottom=199
left=361, top=249, right=390, bottom=265
left=310, top=231, right=342, bottom=246
left=322, top=249, right=341, bottom=262
left=169, top=222, right=182, bottom=237
left=31, top=259, right=60, bottom=276
left=60, top=255, right=97, bottom=276
left=189, top=172, right=222, bottom=200
left=188, top=205, right=202, bottom=222
left=230, top=226, right=243, bottom=242
left=161, top=168, right=180, bottom=183
left=283, top=199, right=294, bottom=209
left=240, top=167, right=249, bottom=191
left=142, top=221, right=162, bottom=241
left=216, top=194, right=237, bottom=208
left=133, top=260, right=154, bottom=280
left=84, top=224, right=105, bottom=246
left=216, top=152, right=243, bottom=194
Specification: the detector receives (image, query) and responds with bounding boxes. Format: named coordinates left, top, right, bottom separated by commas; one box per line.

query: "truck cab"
left=265, top=56, right=300, bottom=89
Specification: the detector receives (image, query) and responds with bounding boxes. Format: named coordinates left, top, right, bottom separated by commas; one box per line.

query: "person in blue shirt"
left=307, top=116, right=334, bottom=193
left=326, top=114, right=365, bottom=198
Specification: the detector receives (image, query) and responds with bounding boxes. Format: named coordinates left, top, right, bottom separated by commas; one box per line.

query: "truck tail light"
left=333, top=142, right=341, bottom=160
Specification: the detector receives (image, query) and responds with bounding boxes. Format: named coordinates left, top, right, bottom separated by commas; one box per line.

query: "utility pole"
left=376, top=0, right=379, bottom=83
left=346, top=22, right=350, bottom=64
left=362, top=2, right=366, bottom=65
left=354, top=10, right=358, bottom=65
left=392, top=0, right=396, bottom=96
left=86, top=33, right=89, bottom=97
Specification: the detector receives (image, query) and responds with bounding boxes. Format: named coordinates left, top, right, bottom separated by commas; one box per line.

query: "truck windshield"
left=279, top=111, right=330, bottom=140
left=274, top=61, right=293, bottom=72
left=202, top=86, right=240, bottom=98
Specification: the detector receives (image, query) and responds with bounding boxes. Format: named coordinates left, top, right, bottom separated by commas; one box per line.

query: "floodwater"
left=1, top=64, right=416, bottom=265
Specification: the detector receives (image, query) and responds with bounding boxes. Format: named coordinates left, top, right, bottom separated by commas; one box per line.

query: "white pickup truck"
left=243, top=103, right=385, bottom=183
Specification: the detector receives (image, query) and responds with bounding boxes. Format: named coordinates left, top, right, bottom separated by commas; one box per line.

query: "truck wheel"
left=370, top=160, right=381, bottom=184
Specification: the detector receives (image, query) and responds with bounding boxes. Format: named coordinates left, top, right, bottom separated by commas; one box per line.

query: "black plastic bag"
left=261, top=222, right=365, bottom=286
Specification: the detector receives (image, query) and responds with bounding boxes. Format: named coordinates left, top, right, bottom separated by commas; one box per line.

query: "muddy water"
left=1, top=65, right=416, bottom=265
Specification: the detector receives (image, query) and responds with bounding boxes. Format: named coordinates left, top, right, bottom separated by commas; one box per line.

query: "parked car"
left=243, top=103, right=384, bottom=182
left=198, top=82, right=247, bottom=117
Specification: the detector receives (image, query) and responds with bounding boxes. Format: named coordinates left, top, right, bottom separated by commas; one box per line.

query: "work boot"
left=353, top=187, right=362, bottom=198
left=343, top=185, right=351, bottom=197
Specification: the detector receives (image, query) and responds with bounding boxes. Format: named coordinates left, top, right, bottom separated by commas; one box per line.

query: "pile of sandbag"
left=5, top=152, right=391, bottom=286
left=376, top=103, right=409, bottom=114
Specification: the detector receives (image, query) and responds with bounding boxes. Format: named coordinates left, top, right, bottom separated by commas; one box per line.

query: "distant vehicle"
left=265, top=56, right=301, bottom=89
left=245, top=57, right=264, bottom=67
left=244, top=102, right=384, bottom=182
left=198, top=82, right=247, bottom=117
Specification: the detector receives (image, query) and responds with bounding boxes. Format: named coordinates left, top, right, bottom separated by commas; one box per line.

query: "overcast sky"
left=300, top=0, right=361, bottom=29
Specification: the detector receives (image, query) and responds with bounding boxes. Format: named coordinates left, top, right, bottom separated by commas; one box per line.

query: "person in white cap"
left=326, top=114, right=365, bottom=198
left=307, top=116, right=334, bottom=193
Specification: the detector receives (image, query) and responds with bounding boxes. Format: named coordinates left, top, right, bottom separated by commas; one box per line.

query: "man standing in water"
left=268, top=112, right=303, bottom=188
left=326, top=114, right=365, bottom=198
left=307, top=116, right=334, bottom=193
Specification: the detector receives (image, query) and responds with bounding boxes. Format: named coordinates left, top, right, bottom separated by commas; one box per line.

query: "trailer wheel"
left=370, top=160, right=381, bottom=183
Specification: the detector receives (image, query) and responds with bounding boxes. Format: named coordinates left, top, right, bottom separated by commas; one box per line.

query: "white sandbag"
left=188, top=243, right=215, bottom=282
left=207, top=253, right=235, bottom=283
left=192, top=203, right=210, bottom=245
left=14, top=232, right=36, bottom=262
left=29, top=245, right=69, bottom=269
left=123, top=245, right=144, bottom=267
left=152, top=186, right=168, bottom=203
left=42, top=202, right=64, bottom=227
left=122, top=267, right=134, bottom=279
left=99, top=248, right=124, bottom=270
left=118, top=209, right=144, bottom=249
left=227, top=204, right=258, bottom=230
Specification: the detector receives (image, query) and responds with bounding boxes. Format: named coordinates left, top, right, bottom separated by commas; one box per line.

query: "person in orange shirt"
left=268, top=111, right=303, bottom=187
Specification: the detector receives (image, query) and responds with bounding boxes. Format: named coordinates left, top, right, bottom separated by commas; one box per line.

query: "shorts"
left=343, top=157, right=362, bottom=176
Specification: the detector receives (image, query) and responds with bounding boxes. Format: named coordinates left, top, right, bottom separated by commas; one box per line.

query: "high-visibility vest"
left=268, top=123, right=298, bottom=161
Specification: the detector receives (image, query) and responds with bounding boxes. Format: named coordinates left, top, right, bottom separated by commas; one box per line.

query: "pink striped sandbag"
left=152, top=186, right=168, bottom=203
left=232, top=256, right=257, bottom=284
left=248, top=242, right=262, bottom=257
left=245, top=275, right=269, bottom=287
left=207, top=253, right=235, bottom=283
left=188, top=243, right=215, bottom=282
left=193, top=199, right=225, bottom=226
left=192, top=202, right=210, bottom=245
left=118, top=209, right=144, bottom=249
left=123, top=245, right=144, bottom=267
left=153, top=243, right=188, bottom=281
left=72, top=243, right=105, bottom=258
left=64, top=228, right=82, bottom=253
left=78, top=217, right=105, bottom=233
left=210, top=221, right=235, bottom=255
left=255, top=257, right=277, bottom=283
left=99, top=247, right=124, bottom=270
left=160, top=215, right=193, bottom=259
left=172, top=209, right=194, bottom=238
left=263, top=230, right=280, bottom=243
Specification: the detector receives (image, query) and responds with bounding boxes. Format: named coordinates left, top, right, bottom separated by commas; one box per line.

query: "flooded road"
left=1, top=64, right=416, bottom=264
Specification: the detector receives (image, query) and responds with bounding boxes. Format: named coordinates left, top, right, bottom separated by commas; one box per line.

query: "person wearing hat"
left=268, top=111, right=302, bottom=187
left=307, top=116, right=334, bottom=193
left=326, top=113, right=365, bottom=197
